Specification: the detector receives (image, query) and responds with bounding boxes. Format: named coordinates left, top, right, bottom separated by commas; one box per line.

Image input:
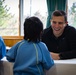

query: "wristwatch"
left=59, top=53, right=63, bottom=59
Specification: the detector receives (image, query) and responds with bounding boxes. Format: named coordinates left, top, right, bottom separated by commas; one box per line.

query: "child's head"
left=24, top=16, right=43, bottom=42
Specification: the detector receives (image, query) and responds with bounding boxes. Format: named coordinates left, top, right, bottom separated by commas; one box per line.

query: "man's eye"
left=53, top=21, right=56, bottom=24
left=59, top=22, right=63, bottom=24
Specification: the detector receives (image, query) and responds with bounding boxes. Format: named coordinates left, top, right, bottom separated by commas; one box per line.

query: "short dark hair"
left=51, top=10, right=67, bottom=22
left=24, top=16, right=43, bottom=42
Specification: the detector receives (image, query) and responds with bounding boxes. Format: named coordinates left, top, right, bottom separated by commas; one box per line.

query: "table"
left=46, top=59, right=76, bottom=75
left=1, top=57, right=76, bottom=75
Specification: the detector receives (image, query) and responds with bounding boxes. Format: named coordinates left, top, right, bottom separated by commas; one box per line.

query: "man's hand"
left=50, top=52, right=60, bottom=60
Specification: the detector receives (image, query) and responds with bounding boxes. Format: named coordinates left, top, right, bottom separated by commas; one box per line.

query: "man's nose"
left=55, top=23, right=59, bottom=27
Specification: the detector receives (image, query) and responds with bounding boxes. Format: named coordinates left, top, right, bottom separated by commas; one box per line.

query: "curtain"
left=57, top=0, right=67, bottom=11
left=46, top=0, right=67, bottom=28
left=46, top=0, right=56, bottom=28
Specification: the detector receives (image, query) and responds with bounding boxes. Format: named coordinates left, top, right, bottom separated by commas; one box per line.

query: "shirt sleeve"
left=0, top=36, right=6, bottom=60
left=6, top=42, right=21, bottom=62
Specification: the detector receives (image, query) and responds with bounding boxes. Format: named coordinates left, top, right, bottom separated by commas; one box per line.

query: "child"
left=6, top=16, right=54, bottom=75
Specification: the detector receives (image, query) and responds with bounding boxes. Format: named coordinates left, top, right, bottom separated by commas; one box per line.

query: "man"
left=42, top=10, right=76, bottom=60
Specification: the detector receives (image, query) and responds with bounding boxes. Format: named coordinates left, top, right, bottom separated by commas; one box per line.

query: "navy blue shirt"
left=42, top=25, right=76, bottom=59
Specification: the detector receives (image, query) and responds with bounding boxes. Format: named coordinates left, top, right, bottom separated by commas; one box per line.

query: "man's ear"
left=65, top=21, right=68, bottom=25
left=66, top=21, right=68, bottom=24
left=64, top=22, right=68, bottom=27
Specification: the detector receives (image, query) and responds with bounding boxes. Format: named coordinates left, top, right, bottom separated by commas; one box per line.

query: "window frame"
left=2, top=0, right=23, bottom=39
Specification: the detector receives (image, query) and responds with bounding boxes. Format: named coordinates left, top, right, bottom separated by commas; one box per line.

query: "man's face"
left=51, top=16, right=67, bottom=37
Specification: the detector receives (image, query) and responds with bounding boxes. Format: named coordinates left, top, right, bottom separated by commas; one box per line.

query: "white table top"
left=54, top=58, right=76, bottom=64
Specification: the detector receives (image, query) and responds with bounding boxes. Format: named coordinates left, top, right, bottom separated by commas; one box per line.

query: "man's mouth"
left=54, top=28, right=60, bottom=31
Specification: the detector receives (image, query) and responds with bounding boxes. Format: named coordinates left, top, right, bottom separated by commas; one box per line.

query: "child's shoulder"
left=38, top=42, right=47, bottom=48
left=13, top=40, right=24, bottom=47
left=39, top=41, right=46, bottom=45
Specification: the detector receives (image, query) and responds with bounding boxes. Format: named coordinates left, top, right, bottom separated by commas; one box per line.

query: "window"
left=23, top=0, right=47, bottom=28
left=2, top=0, right=76, bottom=36
left=0, top=0, right=47, bottom=36
left=20, top=0, right=48, bottom=36
left=0, top=0, right=19, bottom=36
left=68, top=0, right=76, bottom=28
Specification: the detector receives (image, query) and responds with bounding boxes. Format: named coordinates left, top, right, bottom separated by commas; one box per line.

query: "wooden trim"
left=2, top=36, right=23, bottom=39
left=2, top=36, right=23, bottom=47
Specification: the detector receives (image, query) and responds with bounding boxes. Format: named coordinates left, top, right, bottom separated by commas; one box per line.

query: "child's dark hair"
left=24, top=16, right=43, bottom=42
